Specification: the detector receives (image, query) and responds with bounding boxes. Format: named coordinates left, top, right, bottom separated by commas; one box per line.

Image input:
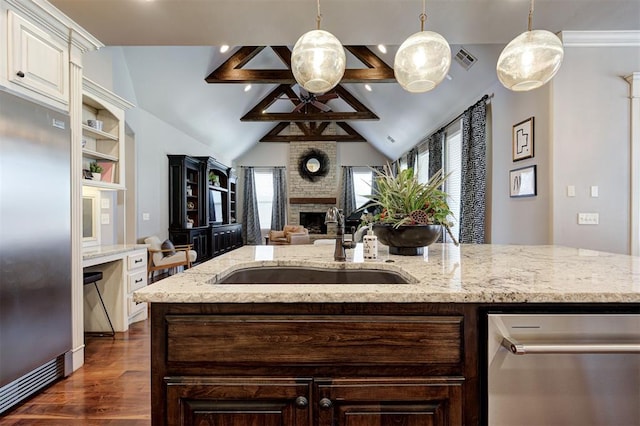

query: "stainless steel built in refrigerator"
left=0, top=90, right=72, bottom=413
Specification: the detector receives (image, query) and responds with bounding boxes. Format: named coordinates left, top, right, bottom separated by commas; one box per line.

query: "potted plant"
left=361, top=164, right=459, bottom=255
left=89, top=161, right=103, bottom=181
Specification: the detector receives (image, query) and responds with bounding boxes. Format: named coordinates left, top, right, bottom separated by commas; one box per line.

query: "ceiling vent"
left=454, top=47, right=477, bottom=71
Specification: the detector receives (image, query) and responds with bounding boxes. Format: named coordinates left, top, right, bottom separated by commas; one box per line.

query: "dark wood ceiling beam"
left=242, top=111, right=377, bottom=122
left=259, top=122, right=367, bottom=142
left=206, top=45, right=395, bottom=84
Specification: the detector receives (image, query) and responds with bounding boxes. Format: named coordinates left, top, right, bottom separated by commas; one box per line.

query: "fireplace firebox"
left=300, top=212, right=327, bottom=234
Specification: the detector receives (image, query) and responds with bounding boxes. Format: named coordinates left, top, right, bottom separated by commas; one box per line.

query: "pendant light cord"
left=419, top=0, right=426, bottom=31
left=316, top=0, right=322, bottom=30
left=528, top=0, right=534, bottom=31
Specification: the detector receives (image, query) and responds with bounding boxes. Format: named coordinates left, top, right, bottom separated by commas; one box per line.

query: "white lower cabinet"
left=126, top=250, right=147, bottom=321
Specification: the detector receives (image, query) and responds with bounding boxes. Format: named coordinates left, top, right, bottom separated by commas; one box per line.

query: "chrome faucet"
left=325, top=207, right=356, bottom=261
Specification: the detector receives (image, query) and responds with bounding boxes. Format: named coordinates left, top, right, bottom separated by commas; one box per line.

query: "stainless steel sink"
left=218, top=266, right=410, bottom=284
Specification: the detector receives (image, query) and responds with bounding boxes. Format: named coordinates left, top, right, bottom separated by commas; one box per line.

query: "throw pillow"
left=161, top=239, right=177, bottom=257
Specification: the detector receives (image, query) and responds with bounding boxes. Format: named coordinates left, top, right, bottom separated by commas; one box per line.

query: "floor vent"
left=0, top=356, right=64, bottom=414
left=454, top=47, right=477, bottom=70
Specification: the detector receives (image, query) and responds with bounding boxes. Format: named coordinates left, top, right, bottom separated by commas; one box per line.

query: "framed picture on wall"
left=510, top=165, right=537, bottom=197
left=512, top=117, right=534, bottom=161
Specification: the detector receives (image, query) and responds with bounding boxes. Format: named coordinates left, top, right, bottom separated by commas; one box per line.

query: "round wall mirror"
left=298, top=149, right=330, bottom=182
left=305, top=158, right=321, bottom=173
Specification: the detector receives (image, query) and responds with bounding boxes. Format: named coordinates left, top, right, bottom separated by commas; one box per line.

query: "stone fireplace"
left=287, top=141, right=338, bottom=237
left=300, top=212, right=327, bottom=234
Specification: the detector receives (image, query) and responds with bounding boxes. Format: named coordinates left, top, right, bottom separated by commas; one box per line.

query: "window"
left=253, top=170, right=273, bottom=231
left=444, top=127, right=462, bottom=243
left=416, top=149, right=429, bottom=184
left=353, top=168, right=373, bottom=208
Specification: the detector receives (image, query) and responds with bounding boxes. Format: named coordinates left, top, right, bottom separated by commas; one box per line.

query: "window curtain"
left=340, top=166, right=356, bottom=218
left=370, top=165, right=384, bottom=196
left=406, top=148, right=418, bottom=172
left=459, top=98, right=487, bottom=244
left=270, top=167, right=287, bottom=231
left=242, top=167, right=262, bottom=245
left=428, top=130, right=444, bottom=178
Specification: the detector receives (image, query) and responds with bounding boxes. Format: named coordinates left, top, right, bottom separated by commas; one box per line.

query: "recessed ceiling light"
left=377, top=44, right=387, bottom=54
left=220, top=45, right=230, bottom=53
left=244, top=84, right=252, bottom=92
left=364, top=84, right=372, bottom=92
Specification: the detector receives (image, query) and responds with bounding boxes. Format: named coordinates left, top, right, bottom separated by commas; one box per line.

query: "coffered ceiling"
left=49, top=0, right=640, bottom=161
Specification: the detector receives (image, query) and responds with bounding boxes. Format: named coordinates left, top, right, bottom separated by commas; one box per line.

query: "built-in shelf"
left=82, top=148, right=118, bottom=162
left=82, top=179, right=125, bottom=190
left=82, top=124, right=118, bottom=140
left=209, top=185, right=228, bottom=192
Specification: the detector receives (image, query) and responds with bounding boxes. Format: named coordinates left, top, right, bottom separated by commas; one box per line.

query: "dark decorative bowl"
left=372, top=224, right=442, bottom=255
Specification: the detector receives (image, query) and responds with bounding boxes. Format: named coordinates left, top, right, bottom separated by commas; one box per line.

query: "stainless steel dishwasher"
left=487, top=313, right=640, bottom=426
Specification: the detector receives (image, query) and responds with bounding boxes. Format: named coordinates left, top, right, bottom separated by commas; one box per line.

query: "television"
left=209, top=189, right=224, bottom=224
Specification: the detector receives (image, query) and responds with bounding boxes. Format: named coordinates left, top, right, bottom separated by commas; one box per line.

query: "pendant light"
left=496, top=0, right=564, bottom=91
left=291, top=0, right=346, bottom=94
left=394, top=0, right=451, bottom=93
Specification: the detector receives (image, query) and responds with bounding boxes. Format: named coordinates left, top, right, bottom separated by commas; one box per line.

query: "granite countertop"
left=133, top=244, right=640, bottom=304
left=83, top=244, right=147, bottom=260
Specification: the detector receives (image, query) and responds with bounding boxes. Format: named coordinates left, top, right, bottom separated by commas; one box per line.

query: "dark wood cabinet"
left=151, top=303, right=475, bottom=426
left=168, top=155, right=243, bottom=263
left=165, top=377, right=311, bottom=425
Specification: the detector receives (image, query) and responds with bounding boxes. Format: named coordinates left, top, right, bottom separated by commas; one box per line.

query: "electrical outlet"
left=101, top=198, right=110, bottom=209
left=591, top=186, right=599, bottom=198
left=101, top=213, right=110, bottom=225
left=567, top=185, right=576, bottom=197
left=578, top=213, right=599, bottom=225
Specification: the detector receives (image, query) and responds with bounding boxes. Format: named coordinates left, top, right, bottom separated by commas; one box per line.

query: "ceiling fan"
left=278, top=86, right=339, bottom=113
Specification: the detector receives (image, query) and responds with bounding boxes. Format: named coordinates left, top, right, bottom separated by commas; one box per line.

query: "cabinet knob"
left=16, top=71, right=25, bottom=78
left=295, top=396, right=308, bottom=408
left=319, top=398, right=333, bottom=409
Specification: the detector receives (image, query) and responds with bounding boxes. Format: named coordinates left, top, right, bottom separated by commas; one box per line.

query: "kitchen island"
left=134, top=244, right=640, bottom=426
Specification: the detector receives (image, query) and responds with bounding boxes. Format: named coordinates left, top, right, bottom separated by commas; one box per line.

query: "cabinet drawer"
left=167, top=315, right=463, bottom=366
left=127, top=252, right=146, bottom=270
left=128, top=296, right=146, bottom=317
left=128, top=270, right=147, bottom=293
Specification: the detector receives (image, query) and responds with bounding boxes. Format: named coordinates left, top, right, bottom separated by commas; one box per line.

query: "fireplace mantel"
left=290, top=197, right=337, bottom=204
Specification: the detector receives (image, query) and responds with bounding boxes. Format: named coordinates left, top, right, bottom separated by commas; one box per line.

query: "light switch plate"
left=101, top=198, right=110, bottom=209
left=590, top=186, right=599, bottom=197
left=142, top=213, right=150, bottom=221
left=567, top=185, right=576, bottom=197
left=578, top=213, right=599, bottom=225
left=101, top=213, right=110, bottom=225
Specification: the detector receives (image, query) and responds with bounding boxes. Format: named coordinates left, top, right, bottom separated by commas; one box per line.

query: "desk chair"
left=83, top=271, right=115, bottom=338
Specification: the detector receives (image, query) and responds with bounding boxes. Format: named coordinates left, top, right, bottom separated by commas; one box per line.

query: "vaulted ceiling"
left=49, top=0, right=640, bottom=162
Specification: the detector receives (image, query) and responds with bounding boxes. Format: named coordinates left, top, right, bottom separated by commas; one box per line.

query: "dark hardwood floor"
left=1, top=318, right=151, bottom=425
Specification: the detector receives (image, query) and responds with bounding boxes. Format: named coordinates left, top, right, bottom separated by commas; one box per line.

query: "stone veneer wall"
left=288, top=141, right=338, bottom=233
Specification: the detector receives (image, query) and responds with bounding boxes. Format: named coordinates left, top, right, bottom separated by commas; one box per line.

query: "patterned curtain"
left=242, top=167, right=262, bottom=245
left=370, top=165, right=384, bottom=197
left=459, top=98, right=487, bottom=244
left=428, top=130, right=444, bottom=178
left=270, top=167, right=287, bottom=230
left=406, top=148, right=418, bottom=171
left=340, top=166, right=356, bottom=218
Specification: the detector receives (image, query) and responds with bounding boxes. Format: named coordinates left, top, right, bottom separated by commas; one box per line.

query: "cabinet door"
left=315, top=378, right=463, bottom=426
left=166, top=377, right=311, bottom=426
left=7, top=11, right=69, bottom=106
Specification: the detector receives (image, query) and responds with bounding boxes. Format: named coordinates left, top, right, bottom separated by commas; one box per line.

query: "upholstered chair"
left=268, top=225, right=310, bottom=245
left=144, top=236, right=197, bottom=280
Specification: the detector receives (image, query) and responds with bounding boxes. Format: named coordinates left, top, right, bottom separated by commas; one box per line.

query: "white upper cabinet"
left=7, top=10, right=69, bottom=107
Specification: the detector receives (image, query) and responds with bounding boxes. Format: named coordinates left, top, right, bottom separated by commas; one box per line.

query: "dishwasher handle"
left=501, top=337, right=640, bottom=355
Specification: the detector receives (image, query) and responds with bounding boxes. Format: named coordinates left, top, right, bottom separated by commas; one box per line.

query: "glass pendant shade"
left=291, top=29, right=346, bottom=94
left=394, top=30, right=451, bottom=93
left=497, top=29, right=564, bottom=91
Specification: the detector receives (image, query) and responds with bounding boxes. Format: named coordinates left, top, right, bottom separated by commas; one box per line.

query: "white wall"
left=489, top=82, right=552, bottom=245
left=552, top=44, right=639, bottom=254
